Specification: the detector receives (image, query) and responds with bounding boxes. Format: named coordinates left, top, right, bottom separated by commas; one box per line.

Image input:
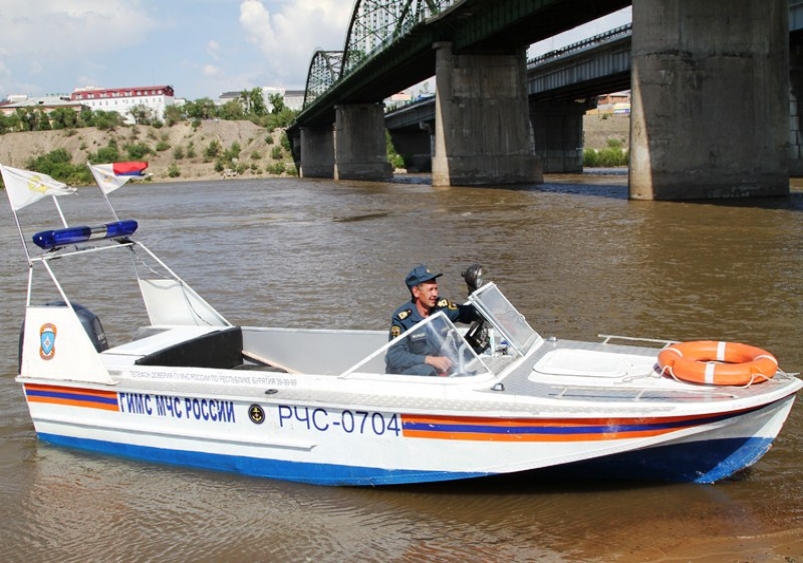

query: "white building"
left=70, top=85, right=175, bottom=124
left=218, top=87, right=305, bottom=112
left=0, top=94, right=86, bottom=116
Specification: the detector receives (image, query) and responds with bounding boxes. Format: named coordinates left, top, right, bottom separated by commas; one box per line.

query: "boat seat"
left=134, top=326, right=243, bottom=369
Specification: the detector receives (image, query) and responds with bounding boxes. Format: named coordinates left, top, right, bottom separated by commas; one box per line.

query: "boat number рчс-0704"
left=278, top=405, right=402, bottom=437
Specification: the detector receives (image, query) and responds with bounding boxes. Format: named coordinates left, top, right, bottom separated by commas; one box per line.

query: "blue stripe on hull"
left=36, top=433, right=488, bottom=486
left=36, top=432, right=773, bottom=486
left=554, top=436, right=773, bottom=484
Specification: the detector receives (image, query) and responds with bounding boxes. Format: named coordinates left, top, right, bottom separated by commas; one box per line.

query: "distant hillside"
left=0, top=120, right=295, bottom=183
left=583, top=113, right=630, bottom=150
left=0, top=115, right=630, bottom=183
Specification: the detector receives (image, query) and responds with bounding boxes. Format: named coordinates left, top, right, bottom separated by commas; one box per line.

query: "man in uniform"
left=386, top=265, right=478, bottom=376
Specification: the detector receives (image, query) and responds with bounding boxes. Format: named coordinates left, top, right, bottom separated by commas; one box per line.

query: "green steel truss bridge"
left=296, top=0, right=630, bottom=128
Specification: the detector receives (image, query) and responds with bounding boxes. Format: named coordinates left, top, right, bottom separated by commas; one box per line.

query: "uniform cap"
left=405, top=265, right=442, bottom=289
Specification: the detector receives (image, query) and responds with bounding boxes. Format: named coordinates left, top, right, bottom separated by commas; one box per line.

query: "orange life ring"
left=657, top=340, right=777, bottom=386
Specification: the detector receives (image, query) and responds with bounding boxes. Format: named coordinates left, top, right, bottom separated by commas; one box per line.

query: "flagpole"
left=9, top=206, right=32, bottom=266
left=51, top=195, right=69, bottom=227
left=88, top=164, right=121, bottom=220
left=101, top=190, right=120, bottom=221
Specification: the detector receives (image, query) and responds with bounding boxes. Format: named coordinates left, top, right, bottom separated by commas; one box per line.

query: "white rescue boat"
left=3, top=163, right=801, bottom=486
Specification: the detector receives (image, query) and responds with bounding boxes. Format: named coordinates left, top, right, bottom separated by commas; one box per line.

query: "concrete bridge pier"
left=432, top=42, right=541, bottom=186
left=790, top=44, right=803, bottom=176
left=630, top=0, right=789, bottom=199
left=299, top=126, right=334, bottom=178
left=334, top=103, right=392, bottom=181
left=530, top=98, right=595, bottom=173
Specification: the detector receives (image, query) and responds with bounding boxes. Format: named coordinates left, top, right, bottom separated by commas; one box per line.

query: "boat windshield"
left=339, top=311, right=490, bottom=378
left=468, top=282, right=540, bottom=355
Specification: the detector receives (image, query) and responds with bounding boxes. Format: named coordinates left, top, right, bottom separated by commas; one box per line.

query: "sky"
left=0, top=1, right=631, bottom=102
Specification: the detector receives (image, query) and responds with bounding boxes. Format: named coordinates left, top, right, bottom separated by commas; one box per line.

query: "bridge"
left=287, top=0, right=793, bottom=200
left=386, top=24, right=633, bottom=174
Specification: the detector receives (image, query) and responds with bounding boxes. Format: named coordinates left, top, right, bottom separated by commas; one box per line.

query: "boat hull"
left=24, top=381, right=797, bottom=486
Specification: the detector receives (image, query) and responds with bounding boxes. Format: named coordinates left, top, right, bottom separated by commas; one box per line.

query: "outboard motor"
left=18, top=301, right=109, bottom=372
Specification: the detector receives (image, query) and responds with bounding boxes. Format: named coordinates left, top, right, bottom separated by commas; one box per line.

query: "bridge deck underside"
left=296, top=0, right=632, bottom=127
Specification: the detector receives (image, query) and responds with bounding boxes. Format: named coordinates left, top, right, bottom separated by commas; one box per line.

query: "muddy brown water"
left=1, top=174, right=802, bottom=562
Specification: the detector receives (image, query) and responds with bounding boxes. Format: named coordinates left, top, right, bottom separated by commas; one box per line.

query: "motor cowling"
left=18, top=301, right=109, bottom=372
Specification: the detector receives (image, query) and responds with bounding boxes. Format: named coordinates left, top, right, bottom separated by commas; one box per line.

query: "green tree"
left=88, top=139, right=121, bottom=163
left=204, top=139, right=222, bottom=160
left=49, top=107, right=79, bottom=130
left=78, top=107, right=93, bottom=127
left=249, top=88, right=267, bottom=116
left=218, top=100, right=244, bottom=120
left=126, top=142, right=152, bottom=160
left=15, top=108, right=32, bottom=131
left=26, top=149, right=93, bottom=185
left=130, top=104, right=154, bottom=125
left=5, top=113, right=21, bottom=133
left=89, top=110, right=124, bottom=131
left=184, top=97, right=217, bottom=120
left=386, top=130, right=404, bottom=169
left=224, top=141, right=241, bottom=161
left=264, top=106, right=297, bottom=130
left=37, top=110, right=51, bottom=131
left=239, top=89, right=252, bottom=114
left=0, top=113, right=11, bottom=134
left=268, top=93, right=286, bottom=115
left=163, top=105, right=184, bottom=126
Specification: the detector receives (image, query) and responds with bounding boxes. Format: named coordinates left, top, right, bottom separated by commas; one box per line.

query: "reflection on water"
left=1, top=176, right=802, bottom=562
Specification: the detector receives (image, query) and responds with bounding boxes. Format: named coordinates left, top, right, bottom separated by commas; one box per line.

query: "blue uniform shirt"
left=386, top=298, right=478, bottom=375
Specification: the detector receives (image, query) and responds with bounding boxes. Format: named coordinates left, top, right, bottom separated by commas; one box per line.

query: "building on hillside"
left=593, top=91, right=631, bottom=114
left=260, top=87, right=305, bottom=112
left=218, top=91, right=241, bottom=106
left=384, top=90, right=413, bottom=111
left=0, top=94, right=87, bottom=116
left=217, top=87, right=305, bottom=112
left=70, top=85, right=175, bottom=124
left=280, top=90, right=304, bottom=111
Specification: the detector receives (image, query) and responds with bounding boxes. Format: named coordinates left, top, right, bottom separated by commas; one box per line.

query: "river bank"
left=0, top=114, right=632, bottom=184
left=0, top=119, right=292, bottom=183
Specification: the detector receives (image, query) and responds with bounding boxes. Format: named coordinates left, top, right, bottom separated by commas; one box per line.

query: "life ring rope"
left=657, top=340, right=778, bottom=387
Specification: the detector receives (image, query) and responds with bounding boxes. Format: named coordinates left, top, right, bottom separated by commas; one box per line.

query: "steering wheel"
left=464, top=319, right=490, bottom=354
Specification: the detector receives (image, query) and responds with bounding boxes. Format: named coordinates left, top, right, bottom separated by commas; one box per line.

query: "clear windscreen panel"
left=469, top=283, right=539, bottom=355
left=340, top=312, right=490, bottom=378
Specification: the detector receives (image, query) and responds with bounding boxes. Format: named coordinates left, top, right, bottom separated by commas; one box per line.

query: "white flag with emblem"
left=1, top=165, right=77, bottom=210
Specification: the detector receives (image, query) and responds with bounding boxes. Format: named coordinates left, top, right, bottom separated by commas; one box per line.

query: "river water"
left=1, top=174, right=802, bottom=562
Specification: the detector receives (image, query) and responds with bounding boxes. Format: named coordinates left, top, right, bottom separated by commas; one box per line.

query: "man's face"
left=412, top=279, right=439, bottom=310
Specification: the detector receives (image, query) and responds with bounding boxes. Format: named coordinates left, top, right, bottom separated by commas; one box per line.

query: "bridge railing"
left=342, top=0, right=461, bottom=77
left=302, top=0, right=462, bottom=111
left=303, top=51, right=344, bottom=109
left=527, top=23, right=632, bottom=68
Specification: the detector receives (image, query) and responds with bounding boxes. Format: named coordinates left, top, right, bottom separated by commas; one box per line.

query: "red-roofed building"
left=71, top=85, right=175, bottom=124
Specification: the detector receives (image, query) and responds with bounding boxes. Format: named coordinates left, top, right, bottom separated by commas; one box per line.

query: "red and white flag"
left=89, top=161, right=149, bottom=194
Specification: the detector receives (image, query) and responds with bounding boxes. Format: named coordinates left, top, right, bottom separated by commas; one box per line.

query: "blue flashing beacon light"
left=32, top=220, right=138, bottom=250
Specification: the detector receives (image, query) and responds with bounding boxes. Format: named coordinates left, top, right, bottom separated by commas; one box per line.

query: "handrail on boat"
left=598, top=334, right=677, bottom=347
left=30, top=239, right=136, bottom=263
left=550, top=384, right=739, bottom=401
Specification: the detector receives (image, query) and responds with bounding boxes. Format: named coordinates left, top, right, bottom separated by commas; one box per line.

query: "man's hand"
left=425, top=355, right=452, bottom=376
